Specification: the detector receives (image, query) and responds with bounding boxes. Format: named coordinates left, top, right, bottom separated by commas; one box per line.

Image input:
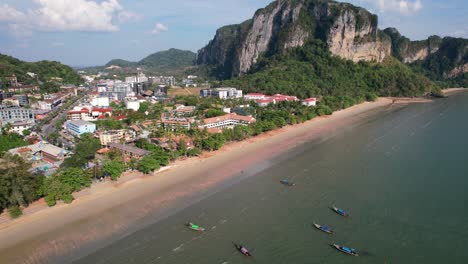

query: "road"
left=39, top=94, right=86, bottom=138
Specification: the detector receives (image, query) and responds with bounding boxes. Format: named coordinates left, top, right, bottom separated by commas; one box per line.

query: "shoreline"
left=0, top=94, right=450, bottom=263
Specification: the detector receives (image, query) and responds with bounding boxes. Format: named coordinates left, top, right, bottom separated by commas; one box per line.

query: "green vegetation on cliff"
left=0, top=54, right=83, bottom=86
left=223, top=40, right=439, bottom=99
left=411, top=37, right=468, bottom=87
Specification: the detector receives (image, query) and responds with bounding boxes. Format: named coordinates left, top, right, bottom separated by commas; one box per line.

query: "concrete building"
left=66, top=120, right=96, bottom=137
left=200, top=88, right=243, bottom=99
left=244, top=93, right=266, bottom=100
left=108, top=143, right=150, bottom=159
left=200, top=113, right=256, bottom=130
left=126, top=99, right=140, bottom=111
left=67, top=106, right=112, bottom=121
left=0, top=105, right=35, bottom=128
left=9, top=141, right=72, bottom=164
left=99, top=130, right=126, bottom=146
left=90, top=96, right=110, bottom=107
left=9, top=120, right=34, bottom=134
left=302, top=98, right=317, bottom=107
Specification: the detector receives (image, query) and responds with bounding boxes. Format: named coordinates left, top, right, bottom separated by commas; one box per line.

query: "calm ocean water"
left=73, top=92, right=468, bottom=264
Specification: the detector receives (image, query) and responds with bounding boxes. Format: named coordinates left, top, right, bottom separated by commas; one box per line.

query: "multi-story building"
left=200, top=88, right=243, bottom=99
left=0, top=105, right=35, bottom=128
left=13, top=94, right=29, bottom=106
left=90, top=96, right=110, bottom=107
left=66, top=120, right=96, bottom=137
left=99, top=130, right=126, bottom=146
left=67, top=106, right=112, bottom=121
left=200, top=113, right=256, bottom=130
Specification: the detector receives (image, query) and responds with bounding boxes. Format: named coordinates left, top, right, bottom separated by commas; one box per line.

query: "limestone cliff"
left=197, top=0, right=391, bottom=76
left=384, top=28, right=441, bottom=63
left=197, top=0, right=467, bottom=80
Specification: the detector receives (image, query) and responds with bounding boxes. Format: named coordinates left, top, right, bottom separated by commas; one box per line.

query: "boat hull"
left=330, top=244, right=358, bottom=256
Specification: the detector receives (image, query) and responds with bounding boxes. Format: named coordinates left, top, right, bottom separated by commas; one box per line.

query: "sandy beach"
left=0, top=93, right=455, bottom=263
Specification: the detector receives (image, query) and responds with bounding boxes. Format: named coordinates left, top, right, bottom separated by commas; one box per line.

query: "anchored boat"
left=186, top=222, right=205, bottom=232
left=313, top=223, right=334, bottom=234
left=331, top=206, right=349, bottom=217
left=330, top=244, right=359, bottom=256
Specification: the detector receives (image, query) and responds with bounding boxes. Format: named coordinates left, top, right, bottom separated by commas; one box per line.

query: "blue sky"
left=0, top=0, right=466, bottom=66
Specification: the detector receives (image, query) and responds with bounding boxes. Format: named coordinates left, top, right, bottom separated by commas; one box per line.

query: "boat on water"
left=280, top=179, right=295, bottom=186
left=186, top=222, right=205, bottom=231
left=330, top=244, right=359, bottom=256
left=331, top=206, right=349, bottom=217
left=313, top=223, right=334, bottom=234
left=234, top=243, right=252, bottom=257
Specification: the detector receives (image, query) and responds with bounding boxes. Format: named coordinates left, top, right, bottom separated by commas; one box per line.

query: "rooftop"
left=108, top=143, right=151, bottom=156
left=68, top=120, right=95, bottom=126
left=203, top=113, right=256, bottom=124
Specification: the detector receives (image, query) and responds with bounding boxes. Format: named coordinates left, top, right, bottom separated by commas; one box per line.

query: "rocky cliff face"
left=197, top=0, right=467, bottom=80
left=384, top=28, right=442, bottom=63
left=197, top=0, right=391, bottom=76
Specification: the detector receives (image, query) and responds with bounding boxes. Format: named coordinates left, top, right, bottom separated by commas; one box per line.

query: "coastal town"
left=0, top=69, right=321, bottom=217
left=0, top=0, right=467, bottom=262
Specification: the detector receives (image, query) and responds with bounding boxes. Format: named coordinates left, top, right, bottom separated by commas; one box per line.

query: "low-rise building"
left=108, top=143, right=150, bottom=159
left=244, top=93, right=266, bottom=100
left=200, top=113, right=256, bottom=130
left=302, top=97, right=317, bottom=107
left=200, top=88, right=243, bottom=99
left=9, top=141, right=72, bottom=164
left=173, top=105, right=196, bottom=117
left=255, top=94, right=299, bottom=107
left=126, top=99, right=140, bottom=111
left=9, top=120, right=34, bottom=134
left=66, top=120, right=96, bottom=137
left=151, top=135, right=194, bottom=151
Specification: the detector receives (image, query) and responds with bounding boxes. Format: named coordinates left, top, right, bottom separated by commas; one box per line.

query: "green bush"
left=8, top=205, right=22, bottom=219
left=316, top=105, right=333, bottom=116
left=62, top=193, right=74, bottom=204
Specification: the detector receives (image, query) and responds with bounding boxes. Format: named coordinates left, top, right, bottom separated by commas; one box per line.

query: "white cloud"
left=360, top=0, right=423, bottom=15
left=118, top=11, right=142, bottom=23
left=151, top=23, right=168, bottom=34
left=0, top=0, right=129, bottom=35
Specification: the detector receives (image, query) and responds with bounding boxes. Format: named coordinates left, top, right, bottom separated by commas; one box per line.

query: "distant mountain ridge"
left=105, top=48, right=197, bottom=74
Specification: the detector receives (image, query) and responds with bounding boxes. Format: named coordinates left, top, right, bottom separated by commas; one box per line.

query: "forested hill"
left=223, top=40, right=439, bottom=100
left=198, top=0, right=466, bottom=97
left=105, top=48, right=197, bottom=74
left=0, top=54, right=83, bottom=86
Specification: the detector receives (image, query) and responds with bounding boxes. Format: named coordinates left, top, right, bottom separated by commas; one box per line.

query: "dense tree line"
left=223, top=40, right=440, bottom=101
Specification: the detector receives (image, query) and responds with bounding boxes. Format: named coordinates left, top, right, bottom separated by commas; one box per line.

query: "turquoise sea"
left=72, top=92, right=468, bottom=264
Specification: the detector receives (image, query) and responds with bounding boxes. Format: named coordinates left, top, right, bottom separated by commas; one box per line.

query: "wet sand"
left=0, top=97, right=430, bottom=263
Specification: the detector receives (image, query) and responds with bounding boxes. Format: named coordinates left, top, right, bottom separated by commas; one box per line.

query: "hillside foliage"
left=223, top=40, right=439, bottom=99
left=0, top=54, right=83, bottom=86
